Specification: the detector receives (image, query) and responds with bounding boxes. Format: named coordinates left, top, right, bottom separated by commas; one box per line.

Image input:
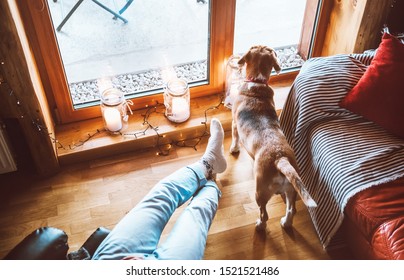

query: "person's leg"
left=92, top=164, right=205, bottom=260
left=153, top=118, right=227, bottom=260
left=153, top=180, right=221, bottom=260
left=92, top=118, right=226, bottom=260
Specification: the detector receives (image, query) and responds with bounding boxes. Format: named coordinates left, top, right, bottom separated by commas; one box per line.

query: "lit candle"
left=103, top=107, right=122, bottom=132
left=171, top=97, right=190, bottom=122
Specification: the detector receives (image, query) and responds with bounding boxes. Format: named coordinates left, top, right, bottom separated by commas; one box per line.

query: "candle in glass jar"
left=225, top=54, right=244, bottom=109
left=103, top=107, right=122, bottom=132
left=171, top=97, right=190, bottom=122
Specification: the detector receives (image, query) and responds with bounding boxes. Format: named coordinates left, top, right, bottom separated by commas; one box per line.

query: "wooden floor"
left=0, top=129, right=352, bottom=260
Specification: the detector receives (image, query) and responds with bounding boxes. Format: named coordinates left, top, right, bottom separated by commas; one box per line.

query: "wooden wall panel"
left=321, top=0, right=394, bottom=56
left=354, top=0, right=394, bottom=52
left=321, top=0, right=367, bottom=56
left=0, top=0, right=59, bottom=176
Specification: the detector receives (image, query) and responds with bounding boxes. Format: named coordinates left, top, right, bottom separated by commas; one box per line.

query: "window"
left=233, top=0, right=307, bottom=71
left=19, top=0, right=323, bottom=124
left=48, top=0, right=211, bottom=110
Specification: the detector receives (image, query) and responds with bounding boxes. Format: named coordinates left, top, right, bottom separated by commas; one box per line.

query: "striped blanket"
left=279, top=53, right=404, bottom=249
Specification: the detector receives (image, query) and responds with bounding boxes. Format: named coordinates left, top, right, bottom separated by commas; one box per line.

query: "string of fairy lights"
left=0, top=72, right=63, bottom=146
left=122, top=99, right=223, bottom=156
left=0, top=60, right=224, bottom=156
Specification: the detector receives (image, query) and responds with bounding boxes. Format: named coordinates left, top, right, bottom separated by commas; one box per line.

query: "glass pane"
left=47, top=0, right=210, bottom=109
left=234, top=0, right=306, bottom=71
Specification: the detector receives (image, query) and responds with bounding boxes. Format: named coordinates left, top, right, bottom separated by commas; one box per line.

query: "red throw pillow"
left=339, top=33, right=404, bottom=139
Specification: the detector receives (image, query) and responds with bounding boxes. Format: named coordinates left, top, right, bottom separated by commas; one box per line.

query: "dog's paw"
left=280, top=216, right=293, bottom=228
left=229, top=145, right=240, bottom=154
left=255, top=219, right=266, bottom=231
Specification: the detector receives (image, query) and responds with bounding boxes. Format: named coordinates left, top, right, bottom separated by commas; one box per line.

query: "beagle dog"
left=230, top=45, right=316, bottom=231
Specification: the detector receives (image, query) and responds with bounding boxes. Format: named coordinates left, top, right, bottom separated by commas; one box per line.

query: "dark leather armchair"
left=4, top=226, right=111, bottom=260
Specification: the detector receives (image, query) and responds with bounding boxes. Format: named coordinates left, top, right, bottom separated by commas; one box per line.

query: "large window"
left=48, top=0, right=210, bottom=109
left=19, top=0, right=322, bottom=124
left=234, top=0, right=307, bottom=70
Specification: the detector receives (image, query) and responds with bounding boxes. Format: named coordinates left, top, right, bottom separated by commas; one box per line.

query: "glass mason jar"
left=164, top=78, right=190, bottom=123
left=100, top=88, right=129, bottom=133
left=224, top=54, right=245, bottom=109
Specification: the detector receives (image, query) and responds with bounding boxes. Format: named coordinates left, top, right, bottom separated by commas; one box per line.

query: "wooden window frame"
left=17, top=0, right=325, bottom=125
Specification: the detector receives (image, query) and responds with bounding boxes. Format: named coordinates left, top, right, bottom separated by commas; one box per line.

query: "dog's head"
left=238, top=45, right=281, bottom=82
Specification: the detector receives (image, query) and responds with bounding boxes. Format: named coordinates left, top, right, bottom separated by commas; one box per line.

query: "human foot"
left=199, top=118, right=227, bottom=179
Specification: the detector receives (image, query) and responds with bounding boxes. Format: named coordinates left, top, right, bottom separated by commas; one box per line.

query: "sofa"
left=342, top=177, right=404, bottom=259
left=280, top=32, right=404, bottom=259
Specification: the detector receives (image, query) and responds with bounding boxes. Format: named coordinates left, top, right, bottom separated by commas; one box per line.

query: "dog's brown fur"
left=230, top=45, right=316, bottom=231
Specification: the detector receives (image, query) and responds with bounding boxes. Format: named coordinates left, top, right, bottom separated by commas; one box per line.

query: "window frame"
left=17, top=0, right=325, bottom=124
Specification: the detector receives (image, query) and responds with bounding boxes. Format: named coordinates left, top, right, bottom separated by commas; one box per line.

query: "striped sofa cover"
left=280, top=53, right=404, bottom=259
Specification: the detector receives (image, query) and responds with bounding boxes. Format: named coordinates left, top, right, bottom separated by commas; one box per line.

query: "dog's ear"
left=271, top=51, right=281, bottom=75
left=272, top=57, right=281, bottom=75
left=238, top=52, right=249, bottom=66
left=264, top=46, right=281, bottom=75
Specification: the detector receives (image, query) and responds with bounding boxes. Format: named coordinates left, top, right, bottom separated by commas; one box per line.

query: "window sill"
left=55, top=83, right=291, bottom=166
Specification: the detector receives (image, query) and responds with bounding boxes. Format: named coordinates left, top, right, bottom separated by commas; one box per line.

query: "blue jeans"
left=92, top=162, right=221, bottom=260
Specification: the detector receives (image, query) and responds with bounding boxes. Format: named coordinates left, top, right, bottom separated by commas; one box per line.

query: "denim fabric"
left=92, top=162, right=221, bottom=260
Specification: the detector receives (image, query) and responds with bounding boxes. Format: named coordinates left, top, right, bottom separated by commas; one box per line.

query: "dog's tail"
left=275, top=157, right=317, bottom=208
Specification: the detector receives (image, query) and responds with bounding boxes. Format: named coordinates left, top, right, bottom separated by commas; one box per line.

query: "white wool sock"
left=199, top=118, right=227, bottom=179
